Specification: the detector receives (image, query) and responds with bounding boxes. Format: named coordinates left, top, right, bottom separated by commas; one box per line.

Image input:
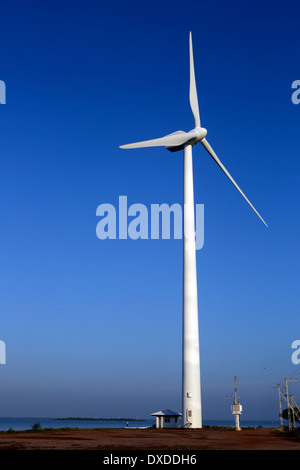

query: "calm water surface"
left=0, top=418, right=282, bottom=431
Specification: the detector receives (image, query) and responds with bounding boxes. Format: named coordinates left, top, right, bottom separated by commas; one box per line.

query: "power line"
left=277, top=364, right=300, bottom=386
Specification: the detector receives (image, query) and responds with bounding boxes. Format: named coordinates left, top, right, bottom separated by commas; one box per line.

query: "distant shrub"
left=202, top=425, right=233, bottom=431
left=277, top=426, right=300, bottom=440
left=31, top=422, right=42, bottom=432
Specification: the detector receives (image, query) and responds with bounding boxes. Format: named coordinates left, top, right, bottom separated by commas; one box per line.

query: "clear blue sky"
left=0, top=0, right=299, bottom=421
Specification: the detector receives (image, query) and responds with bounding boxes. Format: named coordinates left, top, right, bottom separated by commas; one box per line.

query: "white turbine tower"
left=120, top=32, right=267, bottom=429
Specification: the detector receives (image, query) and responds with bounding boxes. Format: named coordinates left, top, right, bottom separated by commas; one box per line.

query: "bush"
left=288, top=428, right=300, bottom=440
left=31, top=422, right=42, bottom=432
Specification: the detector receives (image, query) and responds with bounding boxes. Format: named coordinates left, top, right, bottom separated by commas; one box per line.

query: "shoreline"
left=0, top=427, right=299, bottom=450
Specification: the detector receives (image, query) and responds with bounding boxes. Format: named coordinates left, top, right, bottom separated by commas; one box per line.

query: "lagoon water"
left=0, top=418, right=281, bottom=431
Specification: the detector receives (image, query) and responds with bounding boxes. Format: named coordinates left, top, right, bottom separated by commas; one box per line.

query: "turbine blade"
left=189, top=31, right=201, bottom=128
left=120, top=130, right=198, bottom=149
left=201, top=138, right=268, bottom=227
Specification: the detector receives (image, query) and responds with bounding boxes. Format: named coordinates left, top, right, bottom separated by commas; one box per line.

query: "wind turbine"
left=120, top=32, right=267, bottom=429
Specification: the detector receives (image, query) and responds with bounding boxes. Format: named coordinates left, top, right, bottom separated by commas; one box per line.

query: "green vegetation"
left=56, top=417, right=145, bottom=422
left=289, top=428, right=300, bottom=440
left=31, top=422, right=42, bottom=431
left=0, top=426, right=133, bottom=435
left=282, top=408, right=300, bottom=422
left=279, top=426, right=300, bottom=440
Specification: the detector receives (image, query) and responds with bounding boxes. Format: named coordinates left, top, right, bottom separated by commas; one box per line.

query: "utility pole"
left=291, top=396, right=300, bottom=416
left=284, top=378, right=298, bottom=431
left=273, top=384, right=284, bottom=428
left=285, top=378, right=291, bottom=431
left=289, top=394, right=300, bottom=430
left=291, top=396, right=300, bottom=427
left=228, top=376, right=242, bottom=431
left=234, top=376, right=238, bottom=405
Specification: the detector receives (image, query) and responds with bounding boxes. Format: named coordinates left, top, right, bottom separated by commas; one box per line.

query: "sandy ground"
left=0, top=427, right=299, bottom=450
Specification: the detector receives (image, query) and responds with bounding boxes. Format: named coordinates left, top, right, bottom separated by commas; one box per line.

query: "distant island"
left=56, top=417, right=146, bottom=422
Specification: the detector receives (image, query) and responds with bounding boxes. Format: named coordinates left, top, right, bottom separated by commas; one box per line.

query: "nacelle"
left=167, top=127, right=207, bottom=152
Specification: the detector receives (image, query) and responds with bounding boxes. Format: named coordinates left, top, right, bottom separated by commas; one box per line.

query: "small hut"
left=151, top=409, right=182, bottom=429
